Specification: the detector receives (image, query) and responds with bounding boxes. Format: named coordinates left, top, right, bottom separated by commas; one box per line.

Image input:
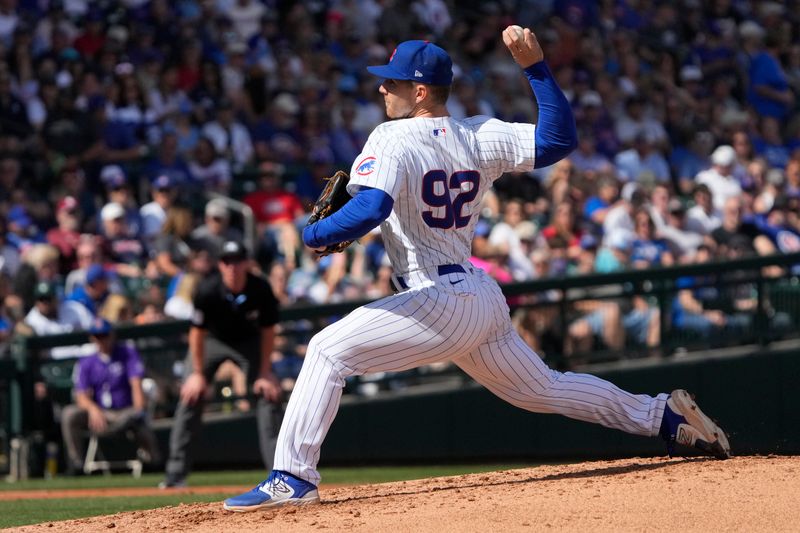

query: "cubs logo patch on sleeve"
left=356, top=156, right=377, bottom=176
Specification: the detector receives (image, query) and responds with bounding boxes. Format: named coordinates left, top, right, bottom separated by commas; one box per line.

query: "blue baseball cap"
left=86, top=264, right=108, bottom=284
left=366, top=40, right=453, bottom=86
left=152, top=174, right=174, bottom=190
left=88, top=317, right=112, bottom=336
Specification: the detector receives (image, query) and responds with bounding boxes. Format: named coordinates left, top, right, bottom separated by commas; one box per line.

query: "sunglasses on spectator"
left=220, top=256, right=245, bottom=265
left=91, top=333, right=110, bottom=339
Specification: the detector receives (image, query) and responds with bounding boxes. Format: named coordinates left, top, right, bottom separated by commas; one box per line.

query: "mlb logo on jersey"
left=356, top=156, right=377, bottom=175
left=432, top=128, right=447, bottom=137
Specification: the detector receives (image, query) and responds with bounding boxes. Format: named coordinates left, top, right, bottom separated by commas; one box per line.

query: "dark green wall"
left=164, top=347, right=800, bottom=468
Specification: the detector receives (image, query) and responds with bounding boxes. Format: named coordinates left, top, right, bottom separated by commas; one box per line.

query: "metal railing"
left=2, top=251, right=800, bottom=475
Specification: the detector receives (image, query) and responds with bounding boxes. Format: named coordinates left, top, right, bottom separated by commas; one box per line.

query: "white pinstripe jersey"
left=348, top=115, right=536, bottom=275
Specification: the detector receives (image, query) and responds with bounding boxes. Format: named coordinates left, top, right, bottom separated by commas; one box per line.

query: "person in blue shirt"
left=747, top=33, right=794, bottom=121
left=630, top=209, right=674, bottom=269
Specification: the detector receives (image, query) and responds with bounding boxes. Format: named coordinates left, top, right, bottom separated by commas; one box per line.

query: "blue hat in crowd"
left=366, top=40, right=453, bottom=86
left=86, top=264, right=108, bottom=284
left=7, top=205, right=32, bottom=228
left=88, top=317, right=112, bottom=336
left=152, top=174, right=174, bottom=190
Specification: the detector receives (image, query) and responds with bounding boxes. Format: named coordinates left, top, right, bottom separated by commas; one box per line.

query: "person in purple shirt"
left=60, top=318, right=160, bottom=473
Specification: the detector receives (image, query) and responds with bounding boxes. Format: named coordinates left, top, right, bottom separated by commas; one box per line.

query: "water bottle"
left=45, top=442, right=58, bottom=480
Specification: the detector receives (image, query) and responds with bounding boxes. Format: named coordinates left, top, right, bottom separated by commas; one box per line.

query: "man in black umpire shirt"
left=161, top=240, right=282, bottom=487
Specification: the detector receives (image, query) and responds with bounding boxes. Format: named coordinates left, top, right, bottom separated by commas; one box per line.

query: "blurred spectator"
left=244, top=161, right=304, bottom=268
left=99, top=166, right=141, bottom=237
left=696, top=145, right=743, bottom=212
left=488, top=200, right=535, bottom=280
left=201, top=98, right=254, bottom=170
left=540, top=201, right=582, bottom=261
left=656, top=198, right=704, bottom=260
left=60, top=318, right=160, bottom=473
left=751, top=197, right=800, bottom=261
left=671, top=245, right=750, bottom=340
left=99, top=202, right=146, bottom=273
left=569, top=129, right=612, bottom=176
left=47, top=196, right=82, bottom=274
left=191, top=199, right=243, bottom=259
left=746, top=32, right=794, bottom=122
left=614, top=133, right=670, bottom=184
left=140, top=174, right=177, bottom=243
left=710, top=197, right=758, bottom=257
left=686, top=184, right=721, bottom=236
left=188, top=137, right=232, bottom=194
left=614, top=95, right=667, bottom=149
left=152, top=206, right=194, bottom=279
left=631, top=209, right=674, bottom=269
left=60, top=263, right=109, bottom=330
left=24, top=281, right=70, bottom=336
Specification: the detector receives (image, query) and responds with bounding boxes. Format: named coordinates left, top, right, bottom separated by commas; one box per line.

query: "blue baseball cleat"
left=223, top=470, right=320, bottom=512
left=660, top=389, right=731, bottom=460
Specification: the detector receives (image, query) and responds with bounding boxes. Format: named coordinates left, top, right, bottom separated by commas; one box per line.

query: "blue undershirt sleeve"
left=524, top=61, right=578, bottom=168
left=303, top=187, right=394, bottom=248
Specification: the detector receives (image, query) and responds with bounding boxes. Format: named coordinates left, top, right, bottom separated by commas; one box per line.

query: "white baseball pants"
left=274, top=265, right=668, bottom=484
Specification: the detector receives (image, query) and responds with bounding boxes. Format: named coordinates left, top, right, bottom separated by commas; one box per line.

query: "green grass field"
left=1, top=464, right=528, bottom=528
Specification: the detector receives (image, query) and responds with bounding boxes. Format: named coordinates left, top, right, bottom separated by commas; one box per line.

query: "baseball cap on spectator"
left=34, top=281, right=57, bottom=300
left=88, top=317, right=112, bottom=336
left=86, top=263, right=108, bottom=284
left=366, top=40, right=453, bottom=86
left=205, top=198, right=229, bottom=219
left=100, top=165, right=126, bottom=189
left=100, top=202, right=125, bottom=222
left=152, top=174, right=174, bottom=190
left=579, top=91, right=602, bottom=107
left=219, top=240, right=247, bottom=262
left=711, top=145, right=736, bottom=167
left=739, top=21, right=765, bottom=40
left=57, top=196, right=79, bottom=214
left=680, top=65, right=703, bottom=83
left=272, top=93, right=299, bottom=115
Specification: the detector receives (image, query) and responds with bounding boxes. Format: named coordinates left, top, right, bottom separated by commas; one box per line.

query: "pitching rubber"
left=671, top=389, right=732, bottom=459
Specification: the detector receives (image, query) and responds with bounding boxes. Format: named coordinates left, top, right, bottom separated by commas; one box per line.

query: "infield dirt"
left=8, top=455, right=799, bottom=532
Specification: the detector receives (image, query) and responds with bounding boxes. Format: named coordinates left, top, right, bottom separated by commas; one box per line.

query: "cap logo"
left=389, top=48, right=397, bottom=61
left=414, top=70, right=423, bottom=77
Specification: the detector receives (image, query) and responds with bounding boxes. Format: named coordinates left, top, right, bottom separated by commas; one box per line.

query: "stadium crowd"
left=0, top=0, right=799, bottom=371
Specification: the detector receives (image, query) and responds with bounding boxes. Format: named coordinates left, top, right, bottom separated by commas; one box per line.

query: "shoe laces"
left=256, top=471, right=286, bottom=494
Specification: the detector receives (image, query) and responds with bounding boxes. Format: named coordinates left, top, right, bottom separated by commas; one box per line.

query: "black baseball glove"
left=306, top=170, right=353, bottom=256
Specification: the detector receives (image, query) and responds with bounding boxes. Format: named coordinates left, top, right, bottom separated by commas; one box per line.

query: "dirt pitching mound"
left=10, top=456, right=799, bottom=532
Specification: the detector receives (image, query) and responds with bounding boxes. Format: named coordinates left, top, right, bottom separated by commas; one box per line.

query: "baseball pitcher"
left=223, top=26, right=730, bottom=511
